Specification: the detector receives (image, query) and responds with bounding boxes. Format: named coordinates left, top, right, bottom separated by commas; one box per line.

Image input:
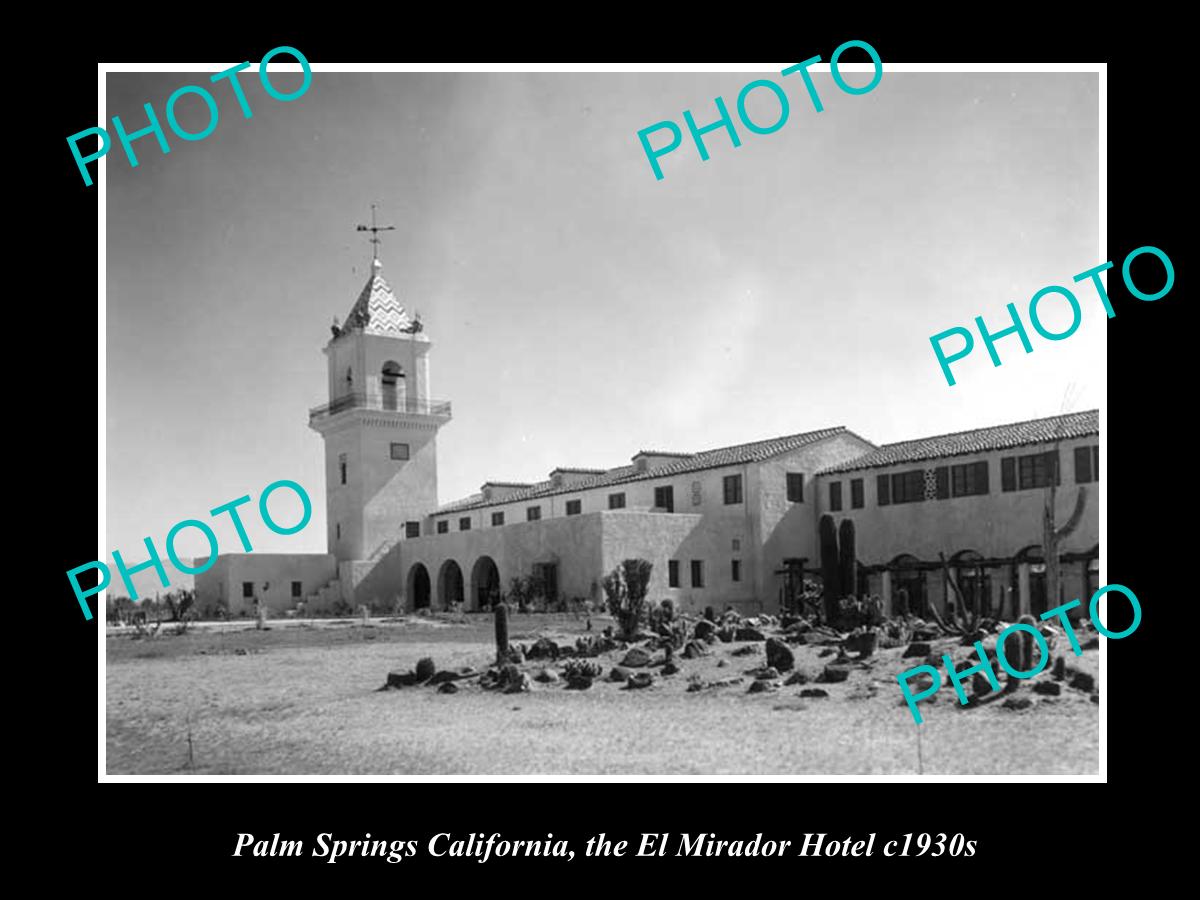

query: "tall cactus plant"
left=818, top=514, right=841, bottom=624
left=838, top=518, right=858, bottom=602
left=494, top=602, right=510, bottom=664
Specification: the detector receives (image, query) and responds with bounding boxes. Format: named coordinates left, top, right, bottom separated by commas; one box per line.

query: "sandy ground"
left=106, top=615, right=1100, bottom=776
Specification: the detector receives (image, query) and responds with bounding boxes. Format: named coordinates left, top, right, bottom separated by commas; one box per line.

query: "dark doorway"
left=438, top=560, right=465, bottom=609
left=891, top=554, right=927, bottom=618
left=470, top=556, right=501, bottom=611
left=407, top=563, right=431, bottom=610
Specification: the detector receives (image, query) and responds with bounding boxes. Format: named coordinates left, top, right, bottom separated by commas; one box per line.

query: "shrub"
left=602, top=559, right=653, bottom=640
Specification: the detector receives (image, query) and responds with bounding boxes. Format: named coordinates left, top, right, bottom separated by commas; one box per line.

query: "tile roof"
left=818, top=410, right=1099, bottom=474
left=341, top=260, right=418, bottom=339
left=437, top=425, right=852, bottom=515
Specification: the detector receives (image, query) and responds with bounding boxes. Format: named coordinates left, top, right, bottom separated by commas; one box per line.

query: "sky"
left=105, top=68, right=1102, bottom=592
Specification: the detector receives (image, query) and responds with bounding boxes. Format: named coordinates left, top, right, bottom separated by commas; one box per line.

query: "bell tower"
left=308, top=249, right=451, bottom=563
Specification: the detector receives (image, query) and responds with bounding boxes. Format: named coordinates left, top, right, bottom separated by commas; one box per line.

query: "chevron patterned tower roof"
left=342, top=259, right=417, bottom=338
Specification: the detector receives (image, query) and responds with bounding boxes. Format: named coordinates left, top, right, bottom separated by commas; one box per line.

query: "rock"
left=1052, top=656, right=1066, bottom=680
left=912, top=627, right=940, bottom=642
left=429, top=667, right=474, bottom=685
left=818, top=648, right=835, bottom=658
left=903, top=641, right=932, bottom=658
left=566, top=675, right=593, bottom=690
left=527, top=638, right=560, bottom=661
left=621, top=647, right=653, bottom=668
left=799, top=688, right=829, bottom=699
left=437, top=682, right=459, bottom=694
left=682, top=639, right=710, bottom=659
left=735, top=626, right=767, bottom=642
left=765, top=637, right=795, bottom=671
left=661, top=661, right=680, bottom=676
left=625, top=672, right=654, bottom=690
left=1002, top=696, right=1033, bottom=710
left=415, top=657, right=437, bottom=681
left=533, top=668, right=559, bottom=684
left=716, top=659, right=728, bottom=668
left=747, top=680, right=777, bottom=694
left=608, top=666, right=632, bottom=683
left=784, top=671, right=809, bottom=686
left=1070, top=672, right=1096, bottom=693
left=503, top=673, right=532, bottom=694
left=971, top=672, right=994, bottom=696
left=686, top=681, right=703, bottom=693
left=693, top=620, right=716, bottom=642
left=844, top=630, right=878, bottom=659
left=1033, top=681, right=1061, bottom=696
left=386, top=670, right=419, bottom=688
left=732, top=645, right=758, bottom=657
left=756, top=666, right=781, bottom=680
left=821, top=664, right=851, bottom=683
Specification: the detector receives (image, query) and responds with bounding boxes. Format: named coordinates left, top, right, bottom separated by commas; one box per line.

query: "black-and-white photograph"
left=102, top=64, right=1103, bottom=776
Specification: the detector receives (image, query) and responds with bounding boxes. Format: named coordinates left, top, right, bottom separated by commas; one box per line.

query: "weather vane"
left=355, top=203, right=396, bottom=263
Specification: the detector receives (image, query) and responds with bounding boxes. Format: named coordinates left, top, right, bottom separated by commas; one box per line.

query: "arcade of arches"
left=404, top=556, right=501, bottom=611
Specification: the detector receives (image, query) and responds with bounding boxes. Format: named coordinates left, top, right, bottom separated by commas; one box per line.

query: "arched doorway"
left=1015, top=545, right=1047, bottom=616
left=950, top=549, right=992, bottom=619
left=470, top=556, right=502, bottom=611
left=890, top=554, right=927, bottom=618
left=406, top=563, right=431, bottom=611
left=381, top=361, right=405, bottom=411
left=437, top=560, right=465, bottom=609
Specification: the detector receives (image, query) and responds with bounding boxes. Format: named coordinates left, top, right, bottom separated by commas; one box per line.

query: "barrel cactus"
left=415, top=657, right=436, bottom=681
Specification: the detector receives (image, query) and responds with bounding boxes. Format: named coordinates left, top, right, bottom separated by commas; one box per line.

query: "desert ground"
left=106, top=613, right=1100, bottom=776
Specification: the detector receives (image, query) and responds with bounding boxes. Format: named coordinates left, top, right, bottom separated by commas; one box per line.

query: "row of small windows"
left=666, top=559, right=741, bottom=588
left=824, top=445, right=1099, bottom=509
left=242, top=581, right=304, bottom=599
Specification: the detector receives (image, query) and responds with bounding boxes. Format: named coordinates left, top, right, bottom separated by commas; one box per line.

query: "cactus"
left=1015, top=614, right=1036, bottom=673
left=563, top=659, right=603, bottom=679
left=494, top=602, right=510, bottom=664
left=818, top=514, right=841, bottom=624
left=415, top=657, right=436, bottom=681
left=838, top=519, right=857, bottom=601
left=704, top=605, right=716, bottom=623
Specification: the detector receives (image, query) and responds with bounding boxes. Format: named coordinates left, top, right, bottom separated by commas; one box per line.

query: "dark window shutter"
left=1074, top=446, right=1092, bottom=483
left=976, top=461, right=990, bottom=494
left=935, top=466, right=950, bottom=499
left=1093, top=445, right=1099, bottom=479
left=1001, top=457, right=1016, bottom=492
left=877, top=474, right=890, bottom=506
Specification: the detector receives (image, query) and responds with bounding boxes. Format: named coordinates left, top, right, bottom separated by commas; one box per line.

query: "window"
left=732, top=538, right=741, bottom=552
left=335, top=523, right=341, bottom=540
left=436, top=520, right=449, bottom=534
left=492, top=511, right=505, bottom=527
left=291, top=581, right=302, bottom=598
left=566, top=499, right=582, bottom=516
left=1075, top=446, right=1096, bottom=483
left=952, top=461, right=990, bottom=497
left=850, top=478, right=864, bottom=509
left=668, top=560, right=680, bottom=588
left=608, top=492, right=626, bottom=509
left=654, top=485, right=674, bottom=512
left=405, top=521, right=420, bottom=539
left=390, top=442, right=410, bottom=461
left=338, top=453, right=347, bottom=485
left=723, top=474, right=743, bottom=505
left=1001, top=457, right=1016, bottom=492
left=786, top=472, right=804, bottom=502
left=527, top=506, right=541, bottom=521
left=242, top=582, right=254, bottom=598
left=890, top=470, right=926, bottom=504
left=459, top=517, right=471, bottom=531
left=1016, top=450, right=1060, bottom=490
left=731, top=559, right=742, bottom=582
left=877, top=474, right=890, bottom=506
left=829, top=481, right=843, bottom=511
left=690, top=560, right=705, bottom=588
